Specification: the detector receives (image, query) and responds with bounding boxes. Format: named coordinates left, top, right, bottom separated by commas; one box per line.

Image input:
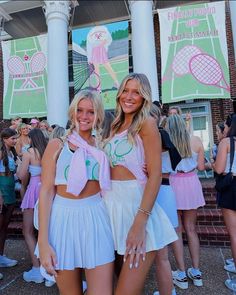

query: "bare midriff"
left=111, top=165, right=136, bottom=181
left=56, top=180, right=100, bottom=199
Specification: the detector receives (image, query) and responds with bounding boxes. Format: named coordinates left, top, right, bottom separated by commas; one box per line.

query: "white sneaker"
left=45, top=279, right=55, bottom=287
left=187, top=268, right=203, bottom=287
left=172, top=270, right=188, bottom=289
left=225, top=278, right=236, bottom=291
left=226, top=258, right=234, bottom=265
left=224, top=263, right=236, bottom=274
left=0, top=273, right=3, bottom=280
left=0, top=255, right=17, bottom=267
left=153, top=288, right=177, bottom=295
left=23, top=268, right=44, bottom=284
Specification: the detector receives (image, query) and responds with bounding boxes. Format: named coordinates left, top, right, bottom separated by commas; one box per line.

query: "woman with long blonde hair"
left=103, top=73, right=177, bottom=295
left=38, top=90, right=114, bottom=295
left=166, top=114, right=205, bottom=290
left=15, top=123, right=30, bottom=158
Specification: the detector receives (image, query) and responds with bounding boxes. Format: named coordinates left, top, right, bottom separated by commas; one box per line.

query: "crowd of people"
left=0, top=73, right=235, bottom=295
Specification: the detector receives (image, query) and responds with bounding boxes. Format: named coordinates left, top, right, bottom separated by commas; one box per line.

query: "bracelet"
left=138, top=207, right=152, bottom=216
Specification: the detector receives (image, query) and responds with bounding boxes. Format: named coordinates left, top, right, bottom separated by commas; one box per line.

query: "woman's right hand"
left=39, top=243, right=58, bottom=277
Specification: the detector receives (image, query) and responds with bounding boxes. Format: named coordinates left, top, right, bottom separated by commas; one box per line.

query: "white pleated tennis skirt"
left=37, top=193, right=115, bottom=270
left=103, top=180, right=178, bottom=255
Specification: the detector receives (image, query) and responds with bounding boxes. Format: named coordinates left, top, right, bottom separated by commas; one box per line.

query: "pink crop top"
left=104, top=130, right=147, bottom=185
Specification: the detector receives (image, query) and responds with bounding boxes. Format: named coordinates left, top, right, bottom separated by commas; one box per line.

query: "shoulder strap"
left=229, top=136, right=235, bottom=172
left=52, top=139, right=64, bottom=162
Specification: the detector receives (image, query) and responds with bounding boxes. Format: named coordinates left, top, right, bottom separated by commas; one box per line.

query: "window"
left=178, top=102, right=213, bottom=178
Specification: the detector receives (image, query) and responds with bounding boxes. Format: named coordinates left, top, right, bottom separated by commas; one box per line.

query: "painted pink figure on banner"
left=87, top=25, right=120, bottom=92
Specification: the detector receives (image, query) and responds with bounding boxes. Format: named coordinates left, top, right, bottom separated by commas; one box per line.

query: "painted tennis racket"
left=189, top=53, right=230, bottom=93
left=162, top=45, right=202, bottom=83
left=30, top=52, right=46, bottom=73
left=7, top=56, right=25, bottom=76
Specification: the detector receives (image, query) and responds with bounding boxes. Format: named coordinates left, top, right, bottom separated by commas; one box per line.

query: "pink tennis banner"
left=158, top=1, right=231, bottom=103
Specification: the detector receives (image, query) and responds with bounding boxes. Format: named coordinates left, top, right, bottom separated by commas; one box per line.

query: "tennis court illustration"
left=2, top=34, right=47, bottom=119
left=158, top=1, right=230, bottom=103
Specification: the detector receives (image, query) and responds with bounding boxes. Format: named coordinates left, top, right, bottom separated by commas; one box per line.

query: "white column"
left=43, top=1, right=71, bottom=127
left=129, top=0, right=159, bottom=101
left=229, top=1, right=236, bottom=64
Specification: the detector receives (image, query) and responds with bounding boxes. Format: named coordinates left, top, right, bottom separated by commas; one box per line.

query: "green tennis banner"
left=158, top=1, right=230, bottom=103
left=2, top=34, right=47, bottom=119
left=72, top=20, right=129, bottom=110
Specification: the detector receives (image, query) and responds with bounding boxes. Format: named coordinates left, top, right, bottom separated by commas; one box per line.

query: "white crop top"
left=29, top=165, right=41, bottom=176
left=175, top=151, right=198, bottom=173
left=224, top=151, right=236, bottom=173
left=162, top=151, right=173, bottom=173
left=55, top=142, right=99, bottom=185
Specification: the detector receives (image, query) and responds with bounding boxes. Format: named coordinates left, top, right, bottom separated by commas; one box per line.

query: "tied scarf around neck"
left=66, top=131, right=111, bottom=196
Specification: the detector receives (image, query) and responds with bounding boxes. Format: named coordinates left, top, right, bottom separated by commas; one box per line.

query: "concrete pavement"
left=0, top=240, right=235, bottom=295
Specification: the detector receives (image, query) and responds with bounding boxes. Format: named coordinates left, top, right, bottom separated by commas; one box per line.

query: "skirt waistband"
left=171, top=171, right=196, bottom=178
left=54, top=193, right=101, bottom=207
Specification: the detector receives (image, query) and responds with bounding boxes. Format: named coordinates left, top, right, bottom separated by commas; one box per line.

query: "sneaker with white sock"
left=224, top=263, right=236, bottom=274
left=153, top=288, right=177, bottom=295
left=187, top=268, right=203, bottom=287
left=225, top=277, right=236, bottom=291
left=172, top=270, right=188, bottom=289
left=23, top=267, right=44, bottom=283
left=0, top=255, right=17, bottom=267
left=45, top=279, right=55, bottom=287
left=226, top=258, right=234, bottom=265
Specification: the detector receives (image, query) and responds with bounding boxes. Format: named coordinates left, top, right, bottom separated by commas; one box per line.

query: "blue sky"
left=72, top=20, right=128, bottom=46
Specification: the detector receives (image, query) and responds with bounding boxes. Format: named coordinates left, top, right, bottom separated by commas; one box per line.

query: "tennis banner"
left=72, top=20, right=129, bottom=109
left=2, top=34, right=47, bottom=119
left=158, top=1, right=230, bottom=103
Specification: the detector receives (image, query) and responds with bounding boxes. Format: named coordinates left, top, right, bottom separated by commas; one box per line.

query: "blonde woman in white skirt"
left=103, top=73, right=178, bottom=295
left=38, top=90, right=114, bottom=295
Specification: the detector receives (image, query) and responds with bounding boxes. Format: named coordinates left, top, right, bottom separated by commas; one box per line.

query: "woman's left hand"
left=124, top=222, right=146, bottom=269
